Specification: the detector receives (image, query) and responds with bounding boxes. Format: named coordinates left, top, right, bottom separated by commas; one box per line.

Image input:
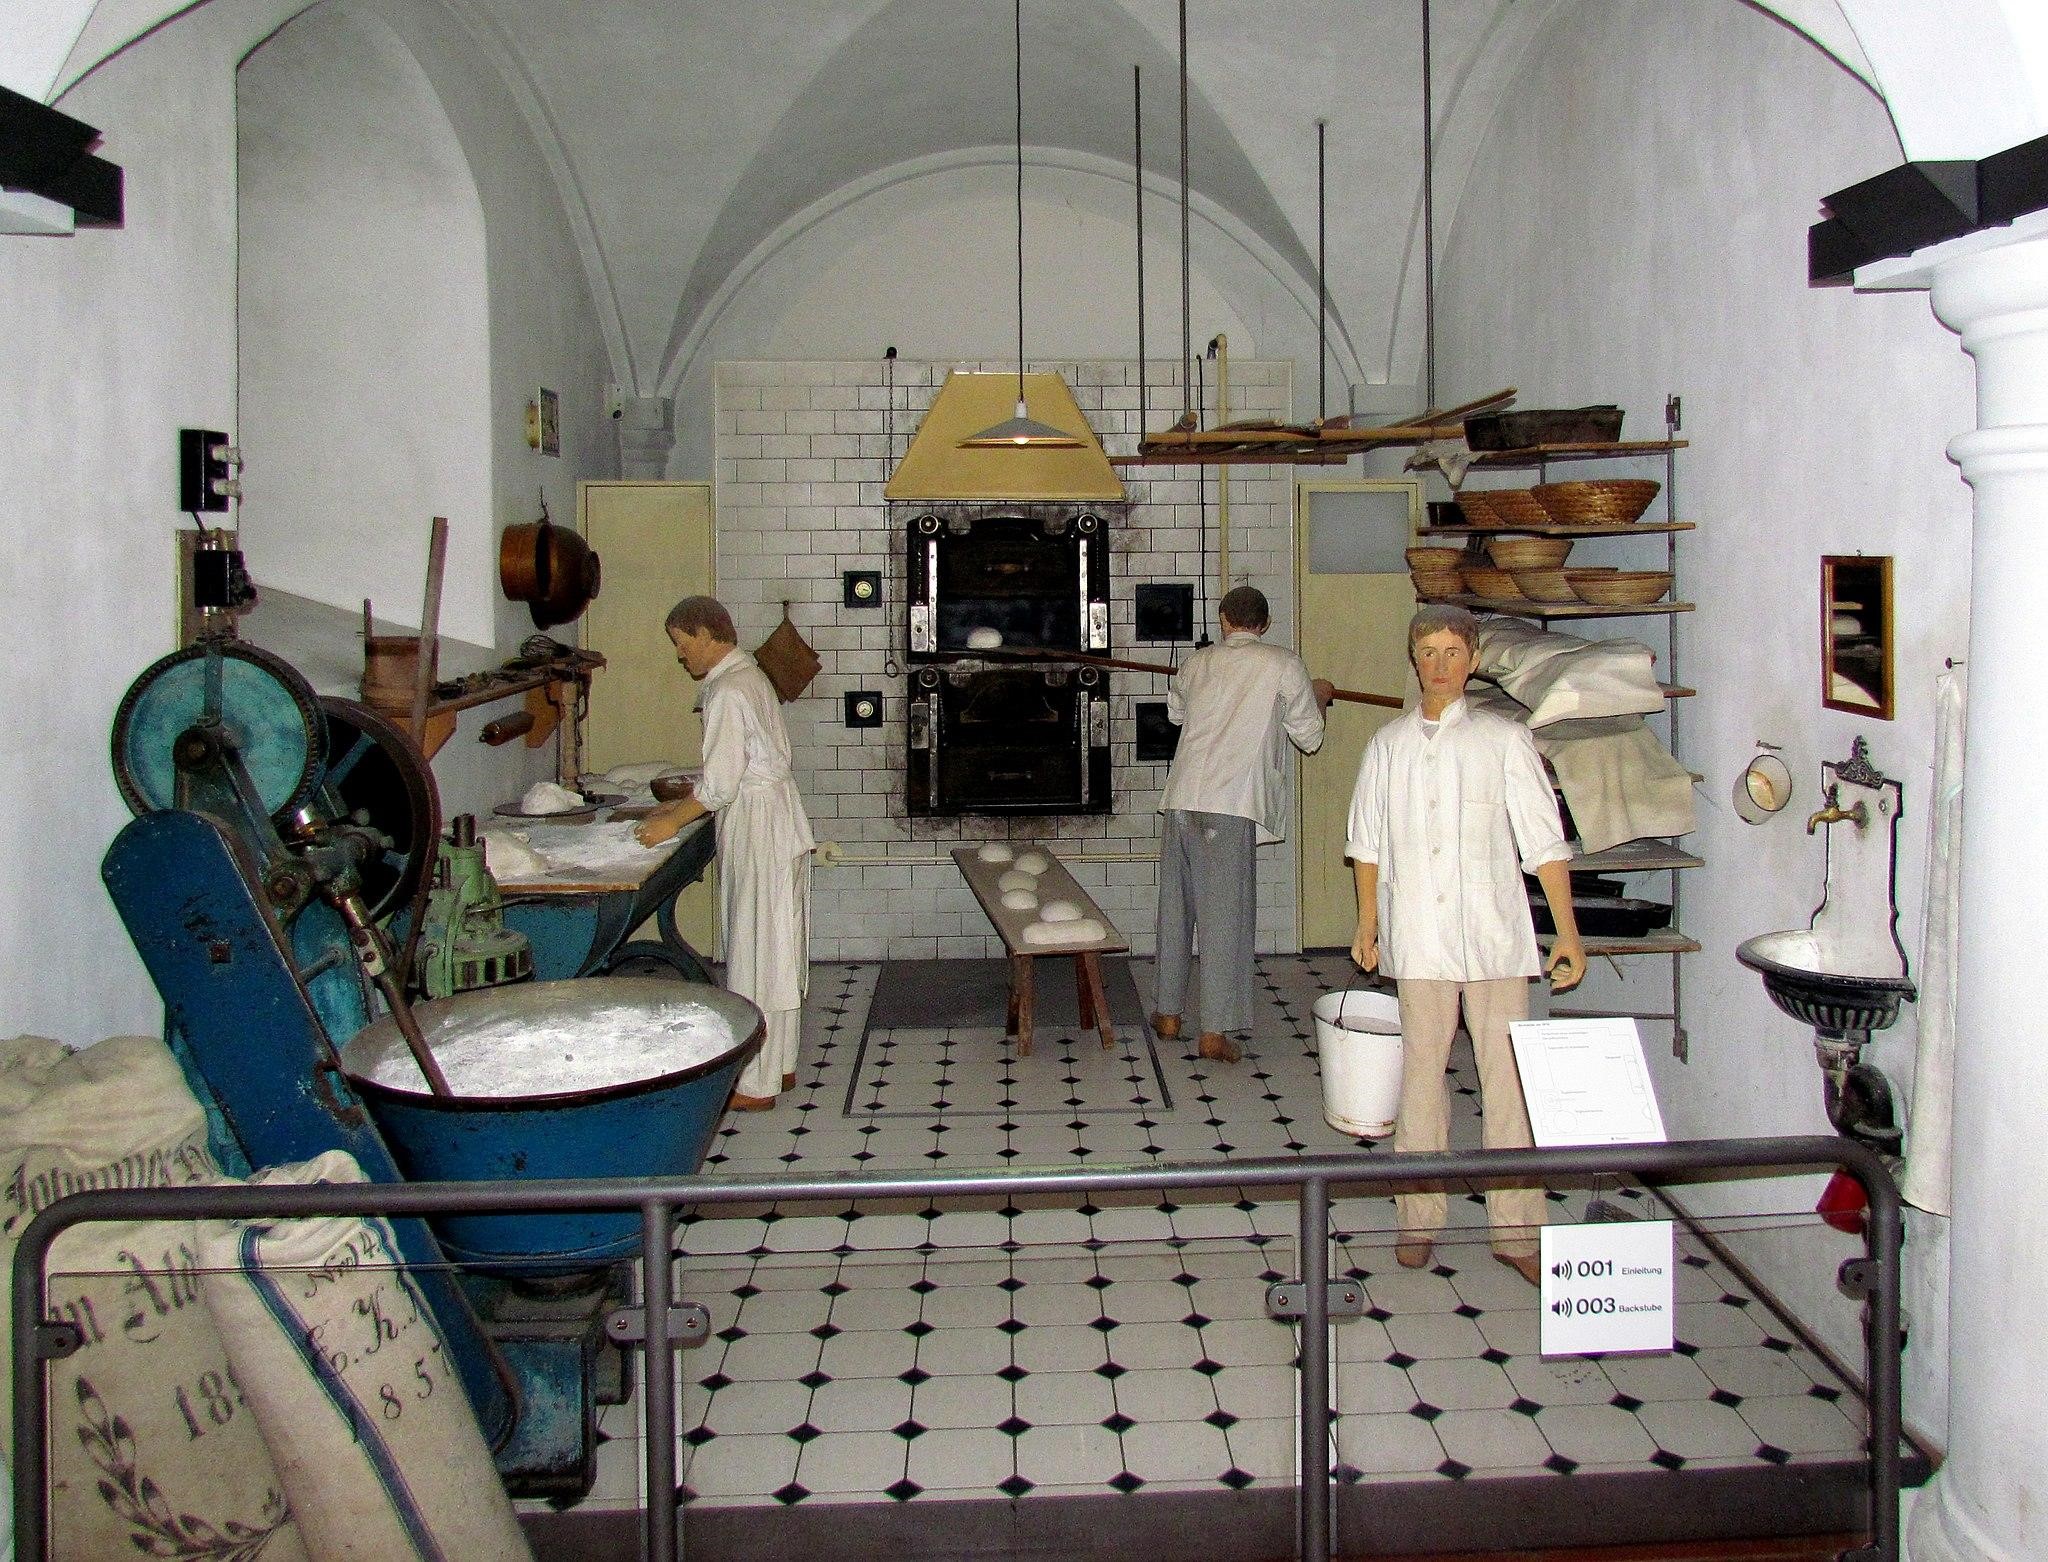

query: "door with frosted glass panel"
left=1296, top=480, right=1420, bottom=948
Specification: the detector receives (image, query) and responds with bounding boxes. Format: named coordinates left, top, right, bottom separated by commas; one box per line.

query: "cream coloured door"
left=1296, top=479, right=1420, bottom=948
left=579, top=480, right=717, bottom=955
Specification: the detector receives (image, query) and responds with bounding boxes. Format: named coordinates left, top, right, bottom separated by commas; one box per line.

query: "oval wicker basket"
left=1465, top=488, right=1552, bottom=529
left=1455, top=492, right=1499, bottom=527
left=1565, top=568, right=1671, bottom=605
left=1485, top=535, right=1572, bottom=570
left=1461, top=563, right=1525, bottom=600
left=1410, top=569, right=1463, bottom=602
left=1406, top=546, right=1467, bottom=571
left=1510, top=567, right=1578, bottom=603
left=1531, top=479, right=1661, bottom=526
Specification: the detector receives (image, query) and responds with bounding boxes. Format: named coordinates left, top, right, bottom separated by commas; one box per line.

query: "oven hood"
left=885, top=371, right=1126, bottom=502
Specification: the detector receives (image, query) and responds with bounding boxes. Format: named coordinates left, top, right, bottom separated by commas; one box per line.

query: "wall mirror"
left=1822, top=555, right=1893, bottom=720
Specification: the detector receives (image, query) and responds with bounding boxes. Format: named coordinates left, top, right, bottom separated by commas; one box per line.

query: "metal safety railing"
left=11, top=1135, right=1902, bottom=1562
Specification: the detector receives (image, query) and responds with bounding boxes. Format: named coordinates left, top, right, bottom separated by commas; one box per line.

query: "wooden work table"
left=952, top=847, right=1128, bottom=1056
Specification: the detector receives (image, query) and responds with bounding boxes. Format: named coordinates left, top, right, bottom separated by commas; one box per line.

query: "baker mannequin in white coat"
left=637, top=596, right=815, bottom=1110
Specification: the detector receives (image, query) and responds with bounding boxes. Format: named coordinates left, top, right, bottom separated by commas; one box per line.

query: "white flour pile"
left=363, top=998, right=733, bottom=1098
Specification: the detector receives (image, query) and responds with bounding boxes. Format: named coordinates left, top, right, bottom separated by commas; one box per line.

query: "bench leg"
left=1078, top=952, right=1116, bottom=1050
left=1075, top=954, right=1096, bottom=1029
left=1011, top=953, right=1035, bottom=1058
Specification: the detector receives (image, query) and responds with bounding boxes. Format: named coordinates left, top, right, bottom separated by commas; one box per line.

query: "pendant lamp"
left=960, top=0, right=1081, bottom=449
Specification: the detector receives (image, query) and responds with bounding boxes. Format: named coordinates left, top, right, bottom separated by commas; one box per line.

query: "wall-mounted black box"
left=844, top=691, right=883, bottom=728
left=1136, top=583, right=1194, bottom=642
left=1136, top=701, right=1180, bottom=763
left=843, top=570, right=881, bottom=608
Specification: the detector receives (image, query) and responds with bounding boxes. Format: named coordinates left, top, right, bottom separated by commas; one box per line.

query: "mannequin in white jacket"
left=637, top=597, right=815, bottom=1110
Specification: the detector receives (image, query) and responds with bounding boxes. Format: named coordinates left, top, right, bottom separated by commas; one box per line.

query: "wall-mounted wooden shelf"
left=1420, top=521, right=1695, bottom=539
left=1466, top=439, right=1687, bottom=468
left=374, top=656, right=603, bottom=760
left=1438, top=594, right=1693, bottom=620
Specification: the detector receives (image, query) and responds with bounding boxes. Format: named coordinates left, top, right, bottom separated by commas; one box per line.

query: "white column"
left=1873, top=221, right=2048, bottom=1561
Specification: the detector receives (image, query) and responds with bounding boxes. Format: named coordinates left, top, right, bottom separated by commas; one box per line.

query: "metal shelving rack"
left=1431, top=399, right=1695, bottom=1057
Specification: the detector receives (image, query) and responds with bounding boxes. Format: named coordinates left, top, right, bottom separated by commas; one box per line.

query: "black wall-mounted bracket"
left=1810, top=129, right=2048, bottom=284
left=0, top=84, right=124, bottom=229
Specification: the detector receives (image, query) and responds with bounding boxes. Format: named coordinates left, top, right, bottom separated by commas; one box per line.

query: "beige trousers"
left=1393, top=976, right=1545, bottom=1257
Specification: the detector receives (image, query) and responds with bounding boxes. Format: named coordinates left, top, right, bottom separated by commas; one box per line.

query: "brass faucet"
left=1806, top=784, right=1868, bottom=835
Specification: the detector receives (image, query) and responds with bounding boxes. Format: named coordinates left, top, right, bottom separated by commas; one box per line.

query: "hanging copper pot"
left=499, top=520, right=601, bottom=629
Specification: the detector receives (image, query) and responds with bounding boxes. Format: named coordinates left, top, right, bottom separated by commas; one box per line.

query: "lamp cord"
left=1014, top=0, right=1026, bottom=408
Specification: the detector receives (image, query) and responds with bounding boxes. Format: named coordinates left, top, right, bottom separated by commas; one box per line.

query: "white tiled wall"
left=713, top=359, right=1302, bottom=962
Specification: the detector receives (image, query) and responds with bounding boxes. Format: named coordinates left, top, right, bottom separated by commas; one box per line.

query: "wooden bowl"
left=650, top=772, right=696, bottom=802
left=1565, top=569, right=1672, bottom=605
left=1485, top=535, right=1572, bottom=570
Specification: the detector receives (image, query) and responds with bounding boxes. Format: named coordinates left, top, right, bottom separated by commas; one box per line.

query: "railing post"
left=1298, top=1175, right=1331, bottom=1562
left=642, top=1198, right=679, bottom=1562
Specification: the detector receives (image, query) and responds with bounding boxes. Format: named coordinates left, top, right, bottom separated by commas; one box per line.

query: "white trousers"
left=737, top=1007, right=801, bottom=1099
left=1393, top=976, right=1545, bottom=1257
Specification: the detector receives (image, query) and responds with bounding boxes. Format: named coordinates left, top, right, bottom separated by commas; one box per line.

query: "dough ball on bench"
left=1013, top=850, right=1050, bottom=875
left=1000, top=889, right=1040, bottom=912
left=976, top=842, right=1014, bottom=864
left=1039, top=899, right=1085, bottom=923
left=997, top=870, right=1037, bottom=893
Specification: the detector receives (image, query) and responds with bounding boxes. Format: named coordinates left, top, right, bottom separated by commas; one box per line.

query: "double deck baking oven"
left=901, top=505, right=1115, bottom=816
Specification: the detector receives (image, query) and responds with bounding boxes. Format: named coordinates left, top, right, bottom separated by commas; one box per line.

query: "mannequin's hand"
left=1546, top=937, right=1586, bottom=993
left=1311, top=678, right=1336, bottom=711
left=636, top=802, right=687, bottom=847
left=1350, top=920, right=1379, bottom=973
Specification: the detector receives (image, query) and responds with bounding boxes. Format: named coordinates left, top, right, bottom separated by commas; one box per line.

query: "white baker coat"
left=1345, top=696, right=1570, bottom=982
left=1161, top=632, right=1325, bottom=844
left=695, top=649, right=815, bottom=1014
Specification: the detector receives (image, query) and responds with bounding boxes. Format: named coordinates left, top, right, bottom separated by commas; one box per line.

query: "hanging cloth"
left=1900, top=664, right=1966, bottom=1216
left=752, top=602, right=822, bottom=704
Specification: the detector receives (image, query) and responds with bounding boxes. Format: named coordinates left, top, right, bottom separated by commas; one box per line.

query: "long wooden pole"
left=935, top=646, right=1403, bottom=710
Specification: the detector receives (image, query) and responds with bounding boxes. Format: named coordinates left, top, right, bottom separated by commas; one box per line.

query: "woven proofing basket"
left=1531, top=479, right=1661, bottom=526
left=1485, top=535, right=1572, bottom=569
left=1566, top=569, right=1671, bottom=605
left=1410, top=569, right=1463, bottom=602
left=1461, top=563, right=1525, bottom=600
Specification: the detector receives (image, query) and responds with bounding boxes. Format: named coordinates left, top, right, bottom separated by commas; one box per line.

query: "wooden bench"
left=951, top=847, right=1130, bottom=1056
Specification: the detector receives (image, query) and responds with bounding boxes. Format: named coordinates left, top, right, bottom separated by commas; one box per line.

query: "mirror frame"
left=1821, top=554, right=1894, bottom=721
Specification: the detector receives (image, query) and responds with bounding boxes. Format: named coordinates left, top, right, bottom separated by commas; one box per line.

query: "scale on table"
left=102, top=636, right=762, bottom=1498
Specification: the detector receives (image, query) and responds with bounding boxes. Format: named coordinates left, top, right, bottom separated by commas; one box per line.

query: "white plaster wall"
left=664, top=158, right=1339, bottom=485
left=237, top=2, right=496, bottom=646
left=713, top=359, right=1303, bottom=963
left=1431, top=0, right=1975, bottom=1442
left=0, top=0, right=616, bottom=1045
left=0, top=0, right=301, bottom=1044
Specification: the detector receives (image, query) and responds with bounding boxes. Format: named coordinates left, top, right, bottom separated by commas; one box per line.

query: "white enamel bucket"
left=1314, top=988, right=1404, bottom=1138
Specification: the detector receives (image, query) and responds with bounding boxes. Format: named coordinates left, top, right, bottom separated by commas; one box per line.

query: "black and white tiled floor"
left=570, top=956, right=1872, bottom=1518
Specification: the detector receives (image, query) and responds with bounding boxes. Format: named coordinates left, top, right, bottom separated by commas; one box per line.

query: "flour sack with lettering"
left=197, top=1151, right=532, bottom=1562
left=0, top=1034, right=306, bottom=1560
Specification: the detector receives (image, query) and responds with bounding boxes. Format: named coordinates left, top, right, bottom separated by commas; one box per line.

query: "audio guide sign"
left=1539, top=1219, right=1675, bottom=1357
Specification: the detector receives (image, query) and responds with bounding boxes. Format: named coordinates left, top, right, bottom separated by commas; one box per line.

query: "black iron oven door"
left=907, top=664, right=1111, bottom=816
left=906, top=511, right=1109, bottom=660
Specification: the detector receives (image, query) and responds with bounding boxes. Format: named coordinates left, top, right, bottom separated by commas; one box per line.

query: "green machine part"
left=416, top=819, right=533, bottom=1000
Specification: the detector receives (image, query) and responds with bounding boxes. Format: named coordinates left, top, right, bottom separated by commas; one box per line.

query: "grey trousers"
left=1153, top=810, right=1257, bottom=1036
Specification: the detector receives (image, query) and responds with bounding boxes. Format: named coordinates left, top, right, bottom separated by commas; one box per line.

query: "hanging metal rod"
left=1422, top=0, right=1438, bottom=409
left=1178, top=0, right=1192, bottom=422
left=1134, top=64, right=1147, bottom=435
left=1317, top=118, right=1328, bottom=422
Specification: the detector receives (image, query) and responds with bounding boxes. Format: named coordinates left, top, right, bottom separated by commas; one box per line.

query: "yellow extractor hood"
left=884, top=371, right=1126, bottom=502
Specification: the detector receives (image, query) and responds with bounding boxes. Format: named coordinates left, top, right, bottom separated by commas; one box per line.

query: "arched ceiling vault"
left=23, top=1, right=2048, bottom=398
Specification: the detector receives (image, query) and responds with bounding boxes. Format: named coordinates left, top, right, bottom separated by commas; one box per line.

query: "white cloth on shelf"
left=1345, top=696, right=1570, bottom=982
left=1901, top=666, right=1965, bottom=1216
left=1161, top=631, right=1325, bottom=844
left=1475, top=619, right=1666, bottom=729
